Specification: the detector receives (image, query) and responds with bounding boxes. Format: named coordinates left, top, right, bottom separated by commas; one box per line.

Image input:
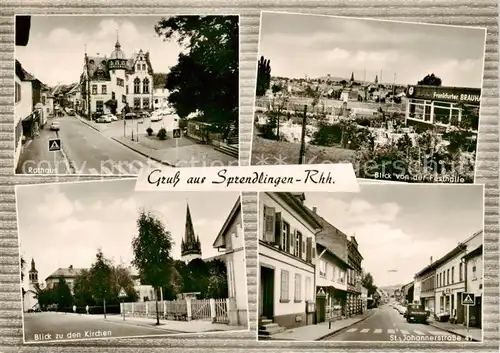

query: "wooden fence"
left=122, top=298, right=232, bottom=325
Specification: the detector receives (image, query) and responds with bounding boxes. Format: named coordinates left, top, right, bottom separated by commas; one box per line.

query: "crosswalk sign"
left=48, top=139, right=61, bottom=152
left=461, top=292, right=475, bottom=306
left=118, top=287, right=127, bottom=298
left=173, top=128, right=181, bottom=139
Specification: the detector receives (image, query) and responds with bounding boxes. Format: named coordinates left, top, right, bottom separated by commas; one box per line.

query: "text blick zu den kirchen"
left=147, top=168, right=336, bottom=188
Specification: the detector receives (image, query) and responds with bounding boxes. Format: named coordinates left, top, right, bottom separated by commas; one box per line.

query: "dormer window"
left=89, top=60, right=95, bottom=65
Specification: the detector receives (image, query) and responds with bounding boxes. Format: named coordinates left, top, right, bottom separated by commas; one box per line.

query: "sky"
left=17, top=179, right=240, bottom=289
left=303, top=184, right=484, bottom=287
left=15, top=15, right=184, bottom=86
left=259, top=12, right=486, bottom=87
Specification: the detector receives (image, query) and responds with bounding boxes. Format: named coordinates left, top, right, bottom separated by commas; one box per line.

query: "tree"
left=35, top=284, right=56, bottom=311
left=186, top=258, right=210, bottom=296
left=256, top=56, right=271, bottom=96
left=205, top=259, right=228, bottom=299
left=417, top=73, right=442, bottom=86
left=89, top=249, right=113, bottom=318
left=20, top=256, right=26, bottom=296
left=109, top=264, right=139, bottom=303
left=132, top=211, right=174, bottom=325
left=155, top=16, right=238, bottom=137
left=54, top=277, right=73, bottom=310
left=361, top=272, right=377, bottom=297
left=73, top=269, right=94, bottom=307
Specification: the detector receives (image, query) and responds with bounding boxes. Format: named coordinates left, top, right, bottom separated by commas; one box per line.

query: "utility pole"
left=298, top=104, right=308, bottom=164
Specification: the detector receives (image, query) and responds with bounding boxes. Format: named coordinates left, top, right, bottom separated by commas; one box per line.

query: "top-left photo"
left=14, top=15, right=240, bottom=175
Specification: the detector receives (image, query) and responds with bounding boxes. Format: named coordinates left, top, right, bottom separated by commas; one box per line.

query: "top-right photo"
left=251, top=12, right=487, bottom=184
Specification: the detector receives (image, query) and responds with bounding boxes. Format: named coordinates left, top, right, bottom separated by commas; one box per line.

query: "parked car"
left=50, top=121, right=60, bottom=131
left=406, top=304, right=428, bottom=324
left=124, top=113, right=137, bottom=120
left=65, top=108, right=75, bottom=116
left=96, top=115, right=111, bottom=123
left=150, top=113, right=162, bottom=122
left=104, top=113, right=118, bottom=121
left=140, top=111, right=151, bottom=118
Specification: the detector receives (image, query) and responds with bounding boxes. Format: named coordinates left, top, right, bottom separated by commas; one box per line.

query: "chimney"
left=69, top=265, right=73, bottom=270
left=430, top=256, right=433, bottom=265
left=312, top=206, right=317, bottom=214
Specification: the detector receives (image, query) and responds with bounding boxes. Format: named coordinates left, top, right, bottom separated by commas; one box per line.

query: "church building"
left=181, top=204, right=203, bottom=264
left=22, top=258, right=40, bottom=312
left=80, top=36, right=154, bottom=118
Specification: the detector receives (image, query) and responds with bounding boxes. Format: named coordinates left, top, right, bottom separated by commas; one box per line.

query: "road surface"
left=323, top=305, right=467, bottom=342
left=17, top=114, right=163, bottom=175
left=24, top=312, right=181, bottom=343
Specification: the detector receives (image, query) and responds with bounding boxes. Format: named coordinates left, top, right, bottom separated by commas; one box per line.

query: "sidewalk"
left=267, top=309, right=376, bottom=341
left=58, top=312, right=246, bottom=333
left=428, top=319, right=482, bottom=341
left=74, top=113, right=104, bottom=132
left=112, top=135, right=239, bottom=167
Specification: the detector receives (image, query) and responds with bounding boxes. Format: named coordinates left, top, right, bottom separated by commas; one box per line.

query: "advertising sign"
left=407, top=85, right=481, bottom=105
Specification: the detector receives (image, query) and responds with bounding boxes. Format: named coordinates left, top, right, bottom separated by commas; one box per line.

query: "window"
left=134, top=77, right=141, bottom=94
left=319, top=260, right=327, bottom=278
left=446, top=269, right=450, bottom=285
left=142, top=64, right=146, bottom=71
left=305, top=277, right=311, bottom=301
left=294, top=274, right=302, bottom=302
left=155, top=98, right=159, bottom=104
left=472, top=260, right=477, bottom=280
left=262, top=205, right=275, bottom=242
left=143, top=78, right=150, bottom=94
left=280, top=270, right=289, bottom=301
left=280, top=222, right=289, bottom=251
left=143, top=97, right=150, bottom=110
left=338, top=269, right=345, bottom=283
left=136, top=64, right=141, bottom=71
left=459, top=262, right=463, bottom=281
left=122, top=95, right=127, bottom=104
left=112, top=92, right=115, bottom=100
left=15, top=82, right=21, bottom=103
left=294, top=231, right=301, bottom=257
left=126, top=85, right=129, bottom=94
left=408, top=99, right=431, bottom=122
left=134, top=97, right=141, bottom=109
left=434, top=101, right=452, bottom=125
left=96, top=100, right=103, bottom=112
left=116, top=78, right=124, bottom=87
left=92, top=85, right=97, bottom=95
left=41, top=96, right=46, bottom=105
left=236, top=222, right=242, bottom=238
left=451, top=266, right=454, bottom=284
left=332, top=265, right=337, bottom=281
left=101, top=85, right=107, bottom=95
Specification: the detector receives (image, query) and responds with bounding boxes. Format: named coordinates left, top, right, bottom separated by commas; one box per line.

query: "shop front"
left=405, top=85, right=481, bottom=132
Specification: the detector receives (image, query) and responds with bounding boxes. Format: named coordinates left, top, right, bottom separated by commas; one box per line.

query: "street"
left=323, top=305, right=467, bottom=342
left=24, top=312, right=181, bottom=343
left=17, top=114, right=164, bottom=175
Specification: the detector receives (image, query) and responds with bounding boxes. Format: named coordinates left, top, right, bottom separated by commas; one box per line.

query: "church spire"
left=115, top=29, right=121, bottom=49
left=30, top=258, right=37, bottom=272
left=181, top=203, right=202, bottom=263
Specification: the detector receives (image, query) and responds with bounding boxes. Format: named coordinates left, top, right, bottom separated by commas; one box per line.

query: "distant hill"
left=379, top=284, right=405, bottom=294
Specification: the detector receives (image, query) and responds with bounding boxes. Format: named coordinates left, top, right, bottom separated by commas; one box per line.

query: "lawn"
left=251, top=135, right=356, bottom=166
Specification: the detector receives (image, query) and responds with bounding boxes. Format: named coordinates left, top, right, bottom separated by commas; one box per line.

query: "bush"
left=157, top=128, right=167, bottom=140
left=146, top=127, right=153, bottom=136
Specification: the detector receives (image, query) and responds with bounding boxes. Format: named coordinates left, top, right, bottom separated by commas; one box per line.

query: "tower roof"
left=181, top=203, right=202, bottom=257
left=29, top=258, right=37, bottom=273
left=110, top=33, right=126, bottom=60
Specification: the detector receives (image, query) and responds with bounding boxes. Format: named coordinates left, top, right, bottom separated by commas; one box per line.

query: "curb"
left=110, top=137, right=176, bottom=168
left=317, top=310, right=377, bottom=341
left=428, top=322, right=480, bottom=342
left=75, top=115, right=101, bottom=132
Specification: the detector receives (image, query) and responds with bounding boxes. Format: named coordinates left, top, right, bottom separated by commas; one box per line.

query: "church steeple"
left=181, top=203, right=202, bottom=264
left=28, top=258, right=38, bottom=291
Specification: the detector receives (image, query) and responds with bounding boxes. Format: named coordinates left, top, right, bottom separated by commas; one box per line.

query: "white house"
left=212, top=196, right=248, bottom=326
left=434, top=230, right=482, bottom=323
left=258, top=192, right=322, bottom=334
left=14, top=60, right=33, bottom=168
left=153, top=87, right=169, bottom=110
left=461, top=244, right=483, bottom=328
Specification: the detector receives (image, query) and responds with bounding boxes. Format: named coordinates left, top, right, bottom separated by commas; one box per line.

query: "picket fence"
left=122, top=298, right=233, bottom=324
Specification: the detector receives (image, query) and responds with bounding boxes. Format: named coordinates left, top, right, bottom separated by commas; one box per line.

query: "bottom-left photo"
left=16, top=180, right=249, bottom=344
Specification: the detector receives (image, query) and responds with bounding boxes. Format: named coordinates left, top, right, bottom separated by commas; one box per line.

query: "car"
left=104, top=113, right=118, bottom=121
left=50, top=122, right=60, bottom=131
left=150, top=114, right=162, bottom=122
left=124, top=113, right=137, bottom=120
left=96, top=116, right=111, bottom=123
left=406, top=304, right=429, bottom=324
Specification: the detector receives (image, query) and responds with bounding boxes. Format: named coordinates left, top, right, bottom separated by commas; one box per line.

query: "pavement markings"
left=387, top=329, right=395, bottom=334
left=400, top=330, right=410, bottom=335
left=428, top=330, right=451, bottom=336
left=346, top=328, right=357, bottom=333
left=373, top=329, right=382, bottom=334
left=413, top=330, right=425, bottom=335
left=360, top=329, right=370, bottom=333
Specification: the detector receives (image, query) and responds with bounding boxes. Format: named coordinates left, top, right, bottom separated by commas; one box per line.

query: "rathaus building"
left=80, top=37, right=154, bottom=118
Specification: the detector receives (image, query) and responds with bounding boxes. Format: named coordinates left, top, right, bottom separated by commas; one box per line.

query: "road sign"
left=48, top=139, right=61, bottom=151
left=118, top=287, right=127, bottom=298
left=173, top=128, right=181, bottom=139
left=462, top=292, right=475, bottom=306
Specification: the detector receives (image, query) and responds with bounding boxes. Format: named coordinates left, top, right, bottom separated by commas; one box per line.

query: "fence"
left=122, top=298, right=233, bottom=325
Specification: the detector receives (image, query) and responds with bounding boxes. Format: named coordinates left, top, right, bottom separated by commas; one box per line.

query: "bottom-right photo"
left=257, top=184, right=484, bottom=343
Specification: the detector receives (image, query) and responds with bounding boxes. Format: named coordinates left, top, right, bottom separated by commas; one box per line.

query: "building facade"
left=45, top=265, right=84, bottom=294
left=212, top=197, right=248, bottom=326
left=434, top=230, right=482, bottom=323
left=23, top=258, right=40, bottom=312
left=405, top=85, right=480, bottom=132
left=258, top=192, right=321, bottom=331
left=346, top=236, right=363, bottom=317
left=80, top=38, right=154, bottom=118
left=153, top=87, right=169, bottom=110
left=462, top=244, right=483, bottom=328
left=181, top=204, right=202, bottom=264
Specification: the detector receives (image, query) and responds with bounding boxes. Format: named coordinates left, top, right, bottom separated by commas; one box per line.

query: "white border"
left=15, top=179, right=250, bottom=344
left=254, top=184, right=485, bottom=343
left=13, top=14, right=242, bottom=177
left=248, top=10, right=488, bottom=185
